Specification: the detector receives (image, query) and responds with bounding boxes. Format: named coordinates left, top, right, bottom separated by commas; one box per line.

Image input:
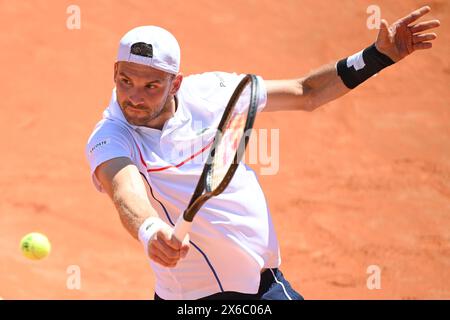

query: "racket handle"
left=173, top=214, right=192, bottom=242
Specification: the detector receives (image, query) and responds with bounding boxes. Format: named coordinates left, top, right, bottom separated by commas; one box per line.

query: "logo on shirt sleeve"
left=89, top=138, right=111, bottom=155
left=213, top=72, right=227, bottom=87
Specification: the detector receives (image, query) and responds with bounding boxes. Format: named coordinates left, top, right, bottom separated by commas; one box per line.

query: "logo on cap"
left=130, top=42, right=153, bottom=58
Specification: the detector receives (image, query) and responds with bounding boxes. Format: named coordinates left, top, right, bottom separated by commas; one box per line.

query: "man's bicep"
left=263, top=79, right=312, bottom=112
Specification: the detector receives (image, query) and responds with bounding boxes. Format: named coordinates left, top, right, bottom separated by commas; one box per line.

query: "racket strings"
left=211, top=109, right=248, bottom=189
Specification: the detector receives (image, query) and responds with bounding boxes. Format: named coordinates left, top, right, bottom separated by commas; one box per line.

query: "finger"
left=149, top=251, right=168, bottom=266
left=180, top=247, right=189, bottom=259
left=410, top=20, right=441, bottom=34
left=378, top=19, right=390, bottom=37
left=167, top=232, right=185, bottom=250
left=156, top=228, right=182, bottom=250
left=154, top=234, right=183, bottom=259
left=413, top=42, right=433, bottom=50
left=413, top=33, right=437, bottom=44
left=400, top=6, right=431, bottom=25
left=152, top=239, right=180, bottom=261
left=149, top=250, right=177, bottom=268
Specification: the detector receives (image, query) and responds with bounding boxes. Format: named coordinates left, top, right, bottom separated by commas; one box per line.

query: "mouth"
left=126, top=105, right=145, bottom=112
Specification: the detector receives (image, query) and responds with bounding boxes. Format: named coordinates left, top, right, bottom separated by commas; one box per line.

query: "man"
left=86, top=6, right=440, bottom=300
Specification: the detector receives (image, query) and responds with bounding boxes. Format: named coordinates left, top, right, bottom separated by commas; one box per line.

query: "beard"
left=120, top=101, right=165, bottom=127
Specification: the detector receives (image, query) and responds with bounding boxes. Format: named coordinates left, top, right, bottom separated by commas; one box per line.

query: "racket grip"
left=173, top=214, right=192, bottom=242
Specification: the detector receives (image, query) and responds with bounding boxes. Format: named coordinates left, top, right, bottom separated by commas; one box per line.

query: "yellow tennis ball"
left=20, top=232, right=51, bottom=260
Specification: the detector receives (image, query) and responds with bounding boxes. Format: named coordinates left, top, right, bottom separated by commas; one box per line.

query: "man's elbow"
left=299, top=81, right=317, bottom=112
left=265, top=79, right=315, bottom=112
left=284, top=79, right=316, bottom=112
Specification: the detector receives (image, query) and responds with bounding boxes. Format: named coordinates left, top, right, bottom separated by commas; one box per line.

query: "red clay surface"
left=1, top=0, right=449, bottom=299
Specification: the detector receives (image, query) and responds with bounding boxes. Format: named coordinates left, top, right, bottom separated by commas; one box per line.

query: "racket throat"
left=183, top=193, right=211, bottom=222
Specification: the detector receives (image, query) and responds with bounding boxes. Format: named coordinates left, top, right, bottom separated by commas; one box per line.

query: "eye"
left=121, top=78, right=131, bottom=85
left=146, top=84, right=156, bottom=89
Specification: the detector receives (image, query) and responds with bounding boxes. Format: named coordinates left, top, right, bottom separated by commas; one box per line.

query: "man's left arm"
left=264, top=6, right=440, bottom=112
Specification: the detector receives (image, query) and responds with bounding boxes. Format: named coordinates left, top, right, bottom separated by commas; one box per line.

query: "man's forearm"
left=264, top=63, right=351, bottom=112
left=303, top=43, right=395, bottom=111
left=301, top=62, right=351, bottom=111
left=95, top=158, right=161, bottom=241
left=112, top=190, right=159, bottom=240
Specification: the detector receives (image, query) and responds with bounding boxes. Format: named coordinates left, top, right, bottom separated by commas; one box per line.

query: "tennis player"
left=86, top=6, right=440, bottom=300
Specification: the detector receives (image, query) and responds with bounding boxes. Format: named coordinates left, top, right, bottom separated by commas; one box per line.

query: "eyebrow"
left=118, top=71, right=163, bottom=84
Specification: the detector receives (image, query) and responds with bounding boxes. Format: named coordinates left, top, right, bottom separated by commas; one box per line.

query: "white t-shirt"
left=86, top=72, right=281, bottom=299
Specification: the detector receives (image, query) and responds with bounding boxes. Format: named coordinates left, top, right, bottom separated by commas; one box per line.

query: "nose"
left=128, top=88, right=145, bottom=106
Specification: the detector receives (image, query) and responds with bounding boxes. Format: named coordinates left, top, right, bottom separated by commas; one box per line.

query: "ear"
left=170, top=73, right=183, bottom=95
left=114, top=62, right=119, bottom=83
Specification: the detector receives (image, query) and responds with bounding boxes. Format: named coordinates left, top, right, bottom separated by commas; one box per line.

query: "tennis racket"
left=173, top=74, right=260, bottom=241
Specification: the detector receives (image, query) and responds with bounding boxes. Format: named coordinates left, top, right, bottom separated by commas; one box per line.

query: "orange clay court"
left=0, top=0, right=449, bottom=299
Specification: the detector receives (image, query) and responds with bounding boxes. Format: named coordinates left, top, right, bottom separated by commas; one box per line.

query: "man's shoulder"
left=85, top=118, right=135, bottom=163
left=180, top=71, right=242, bottom=103
left=183, top=71, right=239, bottom=89
left=87, top=118, right=133, bottom=145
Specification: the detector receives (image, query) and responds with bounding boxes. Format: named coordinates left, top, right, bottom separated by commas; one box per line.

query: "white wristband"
left=138, top=217, right=165, bottom=256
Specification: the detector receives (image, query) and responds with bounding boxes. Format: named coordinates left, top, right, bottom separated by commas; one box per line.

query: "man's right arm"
left=95, top=157, right=157, bottom=240
left=94, top=157, right=189, bottom=267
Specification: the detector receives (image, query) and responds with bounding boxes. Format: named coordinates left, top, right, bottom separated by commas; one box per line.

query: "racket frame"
left=173, top=74, right=259, bottom=241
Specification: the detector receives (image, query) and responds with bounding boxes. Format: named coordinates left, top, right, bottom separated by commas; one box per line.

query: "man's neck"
left=145, top=95, right=177, bottom=130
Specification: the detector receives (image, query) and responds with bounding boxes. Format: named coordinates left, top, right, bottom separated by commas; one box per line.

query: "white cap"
left=117, top=26, right=180, bottom=74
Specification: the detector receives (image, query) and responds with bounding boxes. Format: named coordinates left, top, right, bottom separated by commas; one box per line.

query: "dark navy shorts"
left=154, top=268, right=303, bottom=300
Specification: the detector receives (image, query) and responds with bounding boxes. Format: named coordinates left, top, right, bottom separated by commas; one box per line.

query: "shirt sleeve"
left=256, top=75, right=268, bottom=112
left=183, top=72, right=268, bottom=113
left=85, top=122, right=133, bottom=192
left=211, top=72, right=267, bottom=112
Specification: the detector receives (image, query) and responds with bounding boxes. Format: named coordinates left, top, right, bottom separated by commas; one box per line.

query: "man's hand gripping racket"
left=173, top=74, right=260, bottom=241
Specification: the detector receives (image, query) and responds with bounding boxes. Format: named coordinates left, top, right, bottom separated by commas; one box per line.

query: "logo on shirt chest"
left=195, top=127, right=209, bottom=136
